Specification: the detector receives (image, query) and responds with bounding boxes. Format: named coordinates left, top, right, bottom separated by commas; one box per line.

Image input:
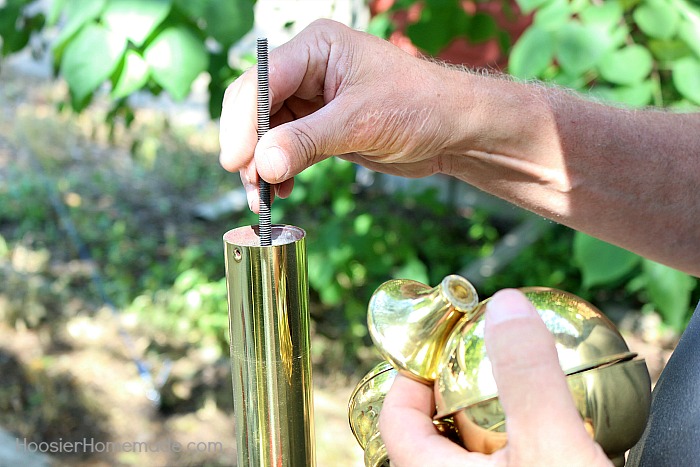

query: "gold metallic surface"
left=350, top=276, right=652, bottom=464
left=449, top=359, right=651, bottom=460
left=368, top=275, right=479, bottom=383
left=224, top=225, right=315, bottom=467
left=348, top=362, right=460, bottom=467
left=347, top=361, right=395, bottom=467
left=348, top=361, right=397, bottom=449
left=435, top=287, right=635, bottom=418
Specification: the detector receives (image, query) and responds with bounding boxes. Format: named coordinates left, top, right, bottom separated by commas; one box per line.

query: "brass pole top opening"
left=224, top=224, right=306, bottom=247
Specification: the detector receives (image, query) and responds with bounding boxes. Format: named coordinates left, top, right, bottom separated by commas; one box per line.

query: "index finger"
left=379, top=375, right=493, bottom=467
left=219, top=19, right=341, bottom=174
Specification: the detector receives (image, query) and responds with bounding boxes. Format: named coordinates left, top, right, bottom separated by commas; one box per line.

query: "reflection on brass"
left=435, top=287, right=636, bottom=419
left=349, top=276, right=651, bottom=466
left=348, top=361, right=396, bottom=467
left=224, top=225, right=315, bottom=467
left=368, top=275, right=479, bottom=383
left=448, top=359, right=650, bottom=462
left=348, top=361, right=461, bottom=467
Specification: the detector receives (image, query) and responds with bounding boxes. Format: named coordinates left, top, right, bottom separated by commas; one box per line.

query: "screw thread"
left=257, top=38, right=272, bottom=246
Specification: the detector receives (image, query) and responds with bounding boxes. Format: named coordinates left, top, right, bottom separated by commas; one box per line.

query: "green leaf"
left=555, top=22, right=609, bottom=75
left=598, top=44, right=653, bottom=85
left=47, top=0, right=67, bottom=25
left=353, top=214, right=373, bottom=236
left=367, top=12, right=394, bottom=38
left=393, top=256, right=429, bottom=284
left=533, top=0, right=573, bottom=30
left=592, top=81, right=654, bottom=107
left=467, top=13, right=498, bottom=43
left=672, top=56, right=700, bottom=104
left=516, top=0, right=553, bottom=14
left=60, top=23, right=126, bottom=102
left=406, top=2, right=470, bottom=55
left=509, top=26, right=554, bottom=78
left=608, top=23, right=631, bottom=49
left=332, top=196, right=355, bottom=216
left=112, top=49, right=149, bottom=99
left=0, top=2, right=33, bottom=55
left=551, top=71, right=587, bottom=88
left=668, top=99, right=700, bottom=111
left=102, top=0, right=172, bottom=46
left=52, top=0, right=107, bottom=51
left=201, top=0, right=254, bottom=49
left=579, top=2, right=624, bottom=31
left=642, top=259, right=695, bottom=331
left=633, top=0, right=680, bottom=40
left=648, top=39, right=692, bottom=61
left=573, top=233, right=641, bottom=288
left=144, top=26, right=208, bottom=100
left=678, top=19, right=700, bottom=58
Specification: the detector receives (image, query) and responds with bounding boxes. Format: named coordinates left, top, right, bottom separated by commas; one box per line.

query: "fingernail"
left=262, top=147, right=288, bottom=182
left=246, top=188, right=256, bottom=211
left=486, top=289, right=534, bottom=326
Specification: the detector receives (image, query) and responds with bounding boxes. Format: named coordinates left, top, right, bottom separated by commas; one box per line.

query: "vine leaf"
left=112, top=50, right=150, bottom=99
left=406, top=2, right=471, bottom=55
left=555, top=22, right=609, bottom=76
left=672, top=56, right=700, bottom=104
left=642, top=259, right=695, bottom=332
left=60, top=23, right=126, bottom=103
left=598, top=44, right=654, bottom=85
left=633, top=0, right=680, bottom=40
left=509, top=26, right=554, bottom=78
left=102, top=0, right=172, bottom=47
left=175, top=0, right=253, bottom=49
left=579, top=2, right=623, bottom=32
left=52, top=0, right=106, bottom=52
left=573, top=233, right=640, bottom=288
left=144, top=26, right=209, bottom=101
left=592, top=81, right=654, bottom=107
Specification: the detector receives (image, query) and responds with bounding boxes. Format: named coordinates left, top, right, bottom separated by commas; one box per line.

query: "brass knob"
left=368, top=275, right=479, bottom=383
left=350, top=277, right=651, bottom=466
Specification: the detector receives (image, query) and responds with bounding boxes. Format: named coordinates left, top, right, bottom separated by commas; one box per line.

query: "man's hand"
left=219, top=19, right=474, bottom=212
left=379, top=289, right=612, bottom=467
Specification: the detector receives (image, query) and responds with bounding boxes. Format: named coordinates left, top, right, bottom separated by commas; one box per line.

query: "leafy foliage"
left=0, top=0, right=254, bottom=117
left=369, top=0, right=510, bottom=54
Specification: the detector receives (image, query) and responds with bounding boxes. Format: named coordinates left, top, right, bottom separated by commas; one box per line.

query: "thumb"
left=254, top=101, right=351, bottom=184
left=484, top=289, right=595, bottom=457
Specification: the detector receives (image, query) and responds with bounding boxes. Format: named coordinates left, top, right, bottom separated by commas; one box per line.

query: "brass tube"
left=224, top=224, right=315, bottom=466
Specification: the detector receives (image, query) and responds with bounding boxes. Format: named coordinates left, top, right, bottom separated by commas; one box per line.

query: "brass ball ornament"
left=349, top=275, right=651, bottom=467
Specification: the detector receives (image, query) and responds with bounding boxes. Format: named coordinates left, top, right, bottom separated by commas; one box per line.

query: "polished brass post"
left=224, top=224, right=315, bottom=466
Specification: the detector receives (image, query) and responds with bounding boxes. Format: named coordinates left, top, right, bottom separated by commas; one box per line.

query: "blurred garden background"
left=0, top=0, right=699, bottom=465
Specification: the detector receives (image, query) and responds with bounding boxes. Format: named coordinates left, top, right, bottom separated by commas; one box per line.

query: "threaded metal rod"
left=257, top=38, right=272, bottom=246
